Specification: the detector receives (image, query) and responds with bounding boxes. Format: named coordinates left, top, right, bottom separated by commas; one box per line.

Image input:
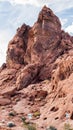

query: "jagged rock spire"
left=37, top=5, right=61, bottom=31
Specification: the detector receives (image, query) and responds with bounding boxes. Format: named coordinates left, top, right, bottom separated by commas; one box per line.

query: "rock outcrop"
left=6, top=24, right=30, bottom=69
left=0, top=5, right=73, bottom=130
left=6, top=6, right=73, bottom=89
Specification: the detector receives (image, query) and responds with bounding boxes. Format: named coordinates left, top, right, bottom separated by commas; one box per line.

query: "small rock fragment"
left=7, top=121, right=15, bottom=128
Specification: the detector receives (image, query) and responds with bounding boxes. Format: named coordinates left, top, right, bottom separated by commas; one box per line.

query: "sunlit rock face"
left=6, top=6, right=73, bottom=82
left=0, top=6, right=73, bottom=130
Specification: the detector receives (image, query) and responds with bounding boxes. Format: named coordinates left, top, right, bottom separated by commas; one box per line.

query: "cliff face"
left=0, top=6, right=73, bottom=130
left=6, top=6, right=61, bottom=68
left=6, top=6, right=73, bottom=86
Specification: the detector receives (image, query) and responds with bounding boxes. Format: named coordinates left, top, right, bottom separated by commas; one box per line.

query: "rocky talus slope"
left=0, top=6, right=73, bottom=130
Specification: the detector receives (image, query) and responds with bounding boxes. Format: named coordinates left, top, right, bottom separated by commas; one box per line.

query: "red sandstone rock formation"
left=5, top=6, right=73, bottom=90
left=0, top=6, right=73, bottom=130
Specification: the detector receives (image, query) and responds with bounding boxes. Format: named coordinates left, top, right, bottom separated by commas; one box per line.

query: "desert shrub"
left=27, top=124, right=36, bottom=130
left=9, top=111, right=16, bottom=117
left=21, top=116, right=36, bottom=130
left=33, top=111, right=40, bottom=117
left=64, top=123, right=73, bottom=130
left=21, top=116, right=26, bottom=122
left=46, top=126, right=57, bottom=130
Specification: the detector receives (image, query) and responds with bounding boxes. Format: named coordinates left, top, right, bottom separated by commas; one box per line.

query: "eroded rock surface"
left=6, top=6, right=73, bottom=83
left=0, top=6, right=73, bottom=130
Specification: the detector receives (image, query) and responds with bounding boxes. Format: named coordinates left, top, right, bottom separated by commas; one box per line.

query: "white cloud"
left=49, top=0, right=73, bottom=12
left=60, top=18, right=68, bottom=27
left=2, top=0, right=49, bottom=6
left=0, top=0, right=73, bottom=13
left=0, top=0, right=40, bottom=6
left=65, top=22, right=73, bottom=34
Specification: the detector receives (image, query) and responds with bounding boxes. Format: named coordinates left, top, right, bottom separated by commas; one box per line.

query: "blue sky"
left=0, top=0, right=73, bottom=66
